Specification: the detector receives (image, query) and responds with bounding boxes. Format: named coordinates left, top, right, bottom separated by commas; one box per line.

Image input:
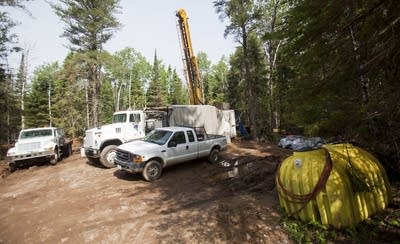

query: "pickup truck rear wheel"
left=143, top=160, right=162, bottom=182
left=100, top=145, right=117, bottom=168
left=208, top=148, right=220, bottom=164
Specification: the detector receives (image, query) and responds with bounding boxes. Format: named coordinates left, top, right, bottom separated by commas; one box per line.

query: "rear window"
left=129, top=113, right=141, bottom=123
left=186, top=131, right=195, bottom=142
left=171, top=131, right=186, bottom=145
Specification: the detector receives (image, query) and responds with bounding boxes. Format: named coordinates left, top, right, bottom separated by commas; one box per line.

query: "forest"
left=0, top=0, right=399, bottom=179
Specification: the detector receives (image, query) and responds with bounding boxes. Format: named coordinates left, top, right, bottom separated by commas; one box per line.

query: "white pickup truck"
left=114, top=127, right=227, bottom=181
left=6, top=127, right=72, bottom=171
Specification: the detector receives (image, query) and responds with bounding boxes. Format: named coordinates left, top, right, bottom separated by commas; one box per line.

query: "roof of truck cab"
left=113, top=110, right=144, bottom=114
left=21, top=127, right=57, bottom=132
left=156, top=127, right=193, bottom=132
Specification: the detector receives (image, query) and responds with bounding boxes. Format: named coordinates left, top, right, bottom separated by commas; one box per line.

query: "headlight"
left=132, top=155, right=145, bottom=163
left=43, top=143, right=54, bottom=151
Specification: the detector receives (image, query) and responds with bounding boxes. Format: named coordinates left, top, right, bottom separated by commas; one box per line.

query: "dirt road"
left=0, top=141, right=292, bottom=243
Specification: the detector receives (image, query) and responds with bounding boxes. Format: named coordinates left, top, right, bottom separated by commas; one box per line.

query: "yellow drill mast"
left=176, top=9, right=204, bottom=105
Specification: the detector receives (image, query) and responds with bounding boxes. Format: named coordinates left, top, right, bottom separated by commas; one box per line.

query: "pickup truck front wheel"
left=143, top=160, right=162, bottom=182
left=208, top=148, right=220, bottom=164
left=100, top=145, right=117, bottom=168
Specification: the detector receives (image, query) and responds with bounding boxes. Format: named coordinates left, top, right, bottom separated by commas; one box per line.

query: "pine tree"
left=168, top=68, right=187, bottom=105
left=146, top=50, right=167, bottom=107
left=51, top=0, right=121, bottom=127
left=0, top=0, right=30, bottom=145
left=208, top=56, right=228, bottom=107
left=214, top=0, right=262, bottom=138
left=25, top=63, right=60, bottom=128
left=0, top=70, right=18, bottom=145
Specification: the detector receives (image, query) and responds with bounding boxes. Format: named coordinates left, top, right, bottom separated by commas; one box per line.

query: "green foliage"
left=214, top=0, right=266, bottom=139
left=146, top=51, right=168, bottom=107
left=51, top=0, right=121, bottom=51
left=280, top=213, right=341, bottom=244
left=25, top=63, right=60, bottom=128
left=207, top=56, right=229, bottom=106
left=104, top=47, right=150, bottom=111
left=0, top=11, right=19, bottom=61
left=225, top=33, right=268, bottom=135
left=275, top=0, right=400, bottom=177
left=52, top=0, right=122, bottom=127
left=217, top=0, right=400, bottom=177
left=0, top=69, right=18, bottom=144
left=197, top=52, right=211, bottom=104
left=167, top=67, right=187, bottom=105
left=0, top=0, right=30, bottom=145
left=99, top=79, right=114, bottom=125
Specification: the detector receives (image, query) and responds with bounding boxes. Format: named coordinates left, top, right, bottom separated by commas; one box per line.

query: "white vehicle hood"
left=118, top=140, right=161, bottom=155
left=15, top=136, right=54, bottom=153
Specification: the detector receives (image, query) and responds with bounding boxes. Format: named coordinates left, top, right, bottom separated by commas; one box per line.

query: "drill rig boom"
left=176, top=9, right=204, bottom=105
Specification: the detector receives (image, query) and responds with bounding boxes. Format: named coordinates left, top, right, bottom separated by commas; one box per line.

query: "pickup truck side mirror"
left=168, top=140, right=177, bottom=148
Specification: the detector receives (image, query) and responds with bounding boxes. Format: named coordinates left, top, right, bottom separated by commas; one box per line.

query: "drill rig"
left=176, top=9, right=204, bottom=105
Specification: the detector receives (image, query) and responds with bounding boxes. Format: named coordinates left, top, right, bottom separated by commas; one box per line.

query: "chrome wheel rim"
left=148, top=165, right=159, bottom=177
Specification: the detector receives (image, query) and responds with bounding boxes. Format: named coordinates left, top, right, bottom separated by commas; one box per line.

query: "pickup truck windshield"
left=20, top=129, right=53, bottom=139
left=143, top=130, right=173, bottom=145
left=113, top=114, right=126, bottom=123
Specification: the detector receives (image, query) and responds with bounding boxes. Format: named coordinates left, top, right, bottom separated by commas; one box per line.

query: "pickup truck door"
left=166, top=131, right=190, bottom=166
left=185, top=130, right=198, bottom=161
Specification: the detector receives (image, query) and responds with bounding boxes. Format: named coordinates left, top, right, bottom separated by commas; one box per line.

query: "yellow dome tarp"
left=276, top=143, right=391, bottom=228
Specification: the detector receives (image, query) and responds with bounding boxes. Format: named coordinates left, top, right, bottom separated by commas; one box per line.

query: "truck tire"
left=87, top=157, right=100, bottom=165
left=68, top=144, right=72, bottom=156
left=50, top=148, right=60, bottom=165
left=9, top=162, right=17, bottom=172
left=100, top=145, right=118, bottom=168
left=142, top=160, right=162, bottom=182
left=64, top=143, right=72, bottom=158
left=208, top=148, right=220, bottom=164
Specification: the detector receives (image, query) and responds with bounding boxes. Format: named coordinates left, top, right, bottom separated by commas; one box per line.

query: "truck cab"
left=84, top=110, right=162, bottom=168
left=114, top=127, right=227, bottom=181
left=6, top=127, right=72, bottom=171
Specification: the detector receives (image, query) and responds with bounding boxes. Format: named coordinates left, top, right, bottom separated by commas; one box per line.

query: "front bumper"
left=85, top=148, right=100, bottom=158
left=114, top=158, right=145, bottom=173
left=7, top=150, right=54, bottom=163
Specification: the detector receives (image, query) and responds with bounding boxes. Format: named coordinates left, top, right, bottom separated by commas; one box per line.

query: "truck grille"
left=17, top=142, right=41, bottom=152
left=116, top=149, right=131, bottom=162
left=84, top=131, right=94, bottom=147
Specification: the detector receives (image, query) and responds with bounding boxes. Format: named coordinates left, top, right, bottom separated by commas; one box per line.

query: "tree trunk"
left=85, top=82, right=90, bottom=129
left=242, top=26, right=257, bottom=140
left=264, top=0, right=281, bottom=132
left=116, top=83, right=121, bottom=112
left=21, top=81, right=25, bottom=129
left=90, top=62, right=102, bottom=128
left=349, top=26, right=369, bottom=104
